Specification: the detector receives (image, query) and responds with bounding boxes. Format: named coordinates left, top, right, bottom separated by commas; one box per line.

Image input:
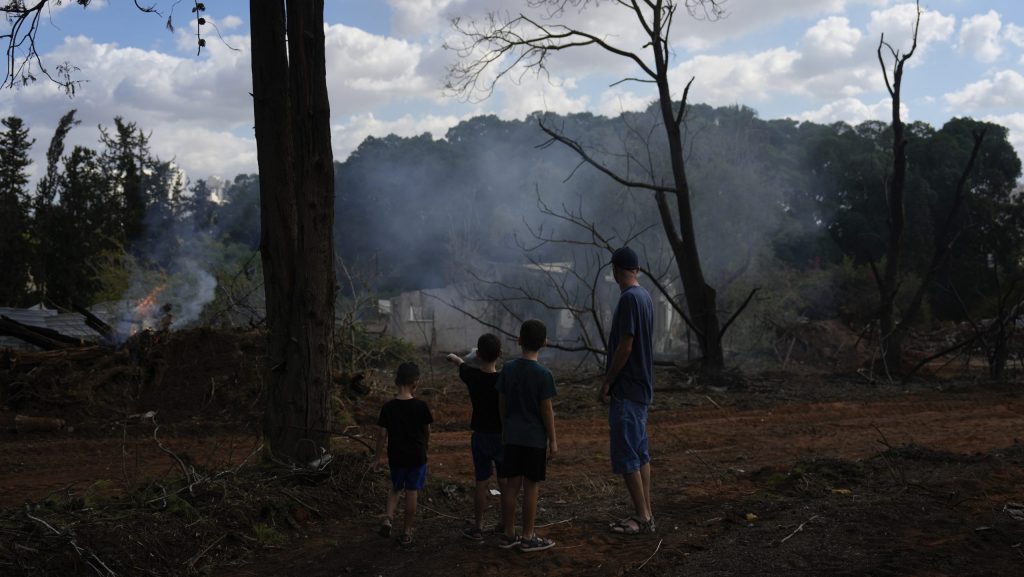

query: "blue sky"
left=6, top=0, right=1023, bottom=185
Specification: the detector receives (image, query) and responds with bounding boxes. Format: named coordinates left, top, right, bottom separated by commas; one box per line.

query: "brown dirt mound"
left=0, top=328, right=266, bottom=427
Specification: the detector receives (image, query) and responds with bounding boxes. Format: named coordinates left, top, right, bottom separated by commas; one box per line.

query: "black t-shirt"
left=377, top=398, right=433, bottom=467
left=459, top=364, right=501, bottom=434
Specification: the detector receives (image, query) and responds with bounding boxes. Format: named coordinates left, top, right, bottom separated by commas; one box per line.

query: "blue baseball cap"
left=611, top=246, right=639, bottom=270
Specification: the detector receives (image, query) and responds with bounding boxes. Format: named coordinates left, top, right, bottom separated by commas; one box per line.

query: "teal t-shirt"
left=495, top=358, right=557, bottom=448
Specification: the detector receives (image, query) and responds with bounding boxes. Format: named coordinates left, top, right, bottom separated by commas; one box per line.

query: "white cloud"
left=795, top=96, right=905, bottom=124
left=982, top=113, right=1024, bottom=168
left=218, top=15, right=243, bottom=31
left=323, top=23, right=438, bottom=110
left=46, top=0, right=107, bottom=14
left=957, top=10, right=1003, bottom=63
left=156, top=126, right=257, bottom=180
left=0, top=20, right=446, bottom=184
left=944, top=70, right=1024, bottom=111
left=596, top=89, right=654, bottom=117
left=498, top=74, right=589, bottom=119
left=332, top=112, right=466, bottom=161
left=868, top=3, right=956, bottom=63
left=670, top=48, right=802, bottom=104
left=804, top=17, right=864, bottom=59
left=1006, top=23, right=1024, bottom=48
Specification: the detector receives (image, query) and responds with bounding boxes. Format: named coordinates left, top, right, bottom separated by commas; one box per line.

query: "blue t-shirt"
left=495, top=358, right=557, bottom=448
left=606, top=284, right=655, bottom=405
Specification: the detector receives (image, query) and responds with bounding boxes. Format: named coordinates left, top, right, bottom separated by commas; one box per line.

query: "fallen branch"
left=419, top=504, right=464, bottom=521
left=281, top=489, right=321, bottom=516
left=25, top=507, right=118, bottom=577
left=536, top=517, right=575, bottom=528
left=703, top=395, right=736, bottom=423
left=636, top=538, right=664, bottom=570
left=184, top=533, right=225, bottom=573
left=152, top=419, right=194, bottom=490
left=779, top=515, right=819, bottom=544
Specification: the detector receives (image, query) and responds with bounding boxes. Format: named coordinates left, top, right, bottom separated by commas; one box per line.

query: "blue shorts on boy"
left=459, top=364, right=504, bottom=481
left=390, top=463, right=428, bottom=491
left=609, top=396, right=650, bottom=475
left=471, top=431, right=504, bottom=481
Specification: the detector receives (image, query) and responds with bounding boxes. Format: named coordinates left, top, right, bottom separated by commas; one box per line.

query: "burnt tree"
left=874, top=1, right=920, bottom=372
left=447, top=0, right=731, bottom=373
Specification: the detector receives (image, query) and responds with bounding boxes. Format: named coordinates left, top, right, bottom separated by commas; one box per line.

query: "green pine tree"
left=0, top=116, right=34, bottom=305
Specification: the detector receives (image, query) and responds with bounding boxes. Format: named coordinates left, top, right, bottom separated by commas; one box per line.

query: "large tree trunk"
left=651, top=13, right=723, bottom=374
left=250, top=0, right=335, bottom=463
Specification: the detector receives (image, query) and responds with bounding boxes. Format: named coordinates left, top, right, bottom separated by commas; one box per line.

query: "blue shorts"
left=609, top=397, right=650, bottom=475
left=471, top=431, right=504, bottom=482
left=389, top=463, right=427, bottom=491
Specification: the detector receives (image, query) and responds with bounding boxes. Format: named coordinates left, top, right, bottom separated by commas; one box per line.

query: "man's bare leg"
left=639, top=461, right=652, bottom=520
left=622, top=469, right=652, bottom=523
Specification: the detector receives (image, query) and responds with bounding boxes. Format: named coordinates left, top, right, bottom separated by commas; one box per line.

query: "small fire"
left=134, top=285, right=166, bottom=319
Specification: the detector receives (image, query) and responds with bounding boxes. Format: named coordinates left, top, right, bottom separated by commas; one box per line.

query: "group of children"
left=372, top=320, right=558, bottom=552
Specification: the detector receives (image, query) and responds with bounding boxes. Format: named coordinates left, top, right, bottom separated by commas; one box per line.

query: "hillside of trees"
left=1, top=102, right=1020, bottom=335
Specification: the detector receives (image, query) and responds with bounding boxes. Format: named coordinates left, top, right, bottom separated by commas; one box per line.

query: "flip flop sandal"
left=609, top=516, right=644, bottom=535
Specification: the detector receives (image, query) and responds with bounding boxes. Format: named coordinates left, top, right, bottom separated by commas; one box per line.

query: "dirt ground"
left=2, top=331, right=1023, bottom=576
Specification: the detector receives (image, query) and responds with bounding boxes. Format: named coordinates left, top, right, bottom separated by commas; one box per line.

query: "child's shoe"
left=519, top=535, right=555, bottom=552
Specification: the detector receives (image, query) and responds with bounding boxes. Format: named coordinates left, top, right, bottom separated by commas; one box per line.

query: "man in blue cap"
left=599, top=246, right=656, bottom=535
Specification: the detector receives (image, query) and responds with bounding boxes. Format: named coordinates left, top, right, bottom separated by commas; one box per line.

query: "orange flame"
left=134, top=285, right=166, bottom=320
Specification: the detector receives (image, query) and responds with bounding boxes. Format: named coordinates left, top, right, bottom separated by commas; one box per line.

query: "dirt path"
left=211, top=386, right=1024, bottom=577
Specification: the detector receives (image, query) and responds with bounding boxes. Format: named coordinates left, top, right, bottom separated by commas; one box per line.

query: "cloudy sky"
left=4, top=0, right=1022, bottom=186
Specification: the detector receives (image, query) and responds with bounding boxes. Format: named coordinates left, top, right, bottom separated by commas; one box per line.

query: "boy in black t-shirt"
left=446, top=333, right=507, bottom=541
left=373, top=362, right=433, bottom=547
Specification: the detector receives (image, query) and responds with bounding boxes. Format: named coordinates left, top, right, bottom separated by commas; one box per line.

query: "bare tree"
left=873, top=0, right=986, bottom=372
left=3, top=1, right=338, bottom=463
left=447, top=0, right=733, bottom=374
left=873, top=0, right=920, bottom=372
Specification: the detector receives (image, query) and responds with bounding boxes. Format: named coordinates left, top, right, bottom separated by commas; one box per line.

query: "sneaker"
left=462, top=525, right=484, bottom=541
left=497, top=534, right=521, bottom=549
left=519, top=535, right=555, bottom=552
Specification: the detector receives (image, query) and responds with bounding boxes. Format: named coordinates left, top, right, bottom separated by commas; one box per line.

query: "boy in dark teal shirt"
left=496, top=319, right=558, bottom=552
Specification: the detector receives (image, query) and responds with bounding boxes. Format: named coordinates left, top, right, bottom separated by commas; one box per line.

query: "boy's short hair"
left=519, top=319, right=547, bottom=352
left=395, top=362, right=420, bottom=386
left=476, top=333, right=501, bottom=362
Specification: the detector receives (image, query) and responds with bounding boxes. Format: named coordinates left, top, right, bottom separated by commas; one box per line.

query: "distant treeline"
left=1, top=102, right=1020, bottom=325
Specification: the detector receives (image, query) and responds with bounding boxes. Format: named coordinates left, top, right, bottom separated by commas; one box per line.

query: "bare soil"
left=2, top=330, right=1023, bottom=576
